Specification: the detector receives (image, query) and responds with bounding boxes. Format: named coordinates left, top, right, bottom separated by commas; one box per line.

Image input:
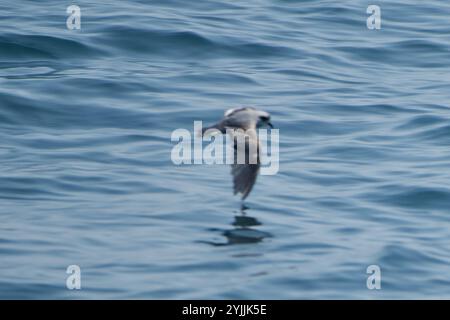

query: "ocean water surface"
left=1, top=0, right=450, bottom=299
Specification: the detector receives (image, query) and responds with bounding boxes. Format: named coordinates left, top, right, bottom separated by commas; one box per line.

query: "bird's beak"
left=267, top=122, right=274, bottom=129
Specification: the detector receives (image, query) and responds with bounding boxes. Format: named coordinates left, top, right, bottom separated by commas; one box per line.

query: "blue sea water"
left=1, top=0, right=450, bottom=299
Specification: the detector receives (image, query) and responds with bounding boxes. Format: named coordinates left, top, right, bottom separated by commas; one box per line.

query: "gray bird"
left=201, top=107, right=273, bottom=200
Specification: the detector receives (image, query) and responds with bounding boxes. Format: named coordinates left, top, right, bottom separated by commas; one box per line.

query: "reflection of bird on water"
left=203, top=205, right=271, bottom=246
left=224, top=217, right=266, bottom=245
left=201, top=107, right=274, bottom=200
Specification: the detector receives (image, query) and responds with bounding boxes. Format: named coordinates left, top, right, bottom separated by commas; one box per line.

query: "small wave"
left=365, top=186, right=450, bottom=210
left=335, top=39, right=450, bottom=67
left=0, top=34, right=104, bottom=61
left=97, top=26, right=298, bottom=58
left=378, top=244, right=447, bottom=269
left=395, top=114, right=447, bottom=131
left=0, top=91, right=154, bottom=130
left=413, top=124, right=450, bottom=144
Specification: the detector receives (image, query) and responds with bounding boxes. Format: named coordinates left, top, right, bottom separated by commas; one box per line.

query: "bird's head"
left=256, top=111, right=273, bottom=129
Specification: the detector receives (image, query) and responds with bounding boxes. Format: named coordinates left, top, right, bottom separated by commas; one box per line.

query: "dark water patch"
left=169, top=71, right=259, bottom=86
left=294, top=119, right=365, bottom=136
left=96, top=26, right=299, bottom=59
left=395, top=114, right=447, bottom=131
left=0, top=34, right=104, bottom=61
left=364, top=186, right=450, bottom=210
left=412, top=124, right=450, bottom=145
left=0, top=176, right=70, bottom=200
left=335, top=39, right=450, bottom=67
left=0, top=92, right=155, bottom=130
left=0, top=282, right=64, bottom=299
left=311, top=144, right=387, bottom=162
left=378, top=244, right=447, bottom=269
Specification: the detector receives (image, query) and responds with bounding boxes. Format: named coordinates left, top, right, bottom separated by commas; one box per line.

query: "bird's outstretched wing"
left=202, top=107, right=258, bottom=136
left=231, top=163, right=259, bottom=200
left=230, top=129, right=260, bottom=200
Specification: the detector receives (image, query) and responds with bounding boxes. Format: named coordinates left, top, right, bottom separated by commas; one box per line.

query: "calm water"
left=1, top=0, right=450, bottom=299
